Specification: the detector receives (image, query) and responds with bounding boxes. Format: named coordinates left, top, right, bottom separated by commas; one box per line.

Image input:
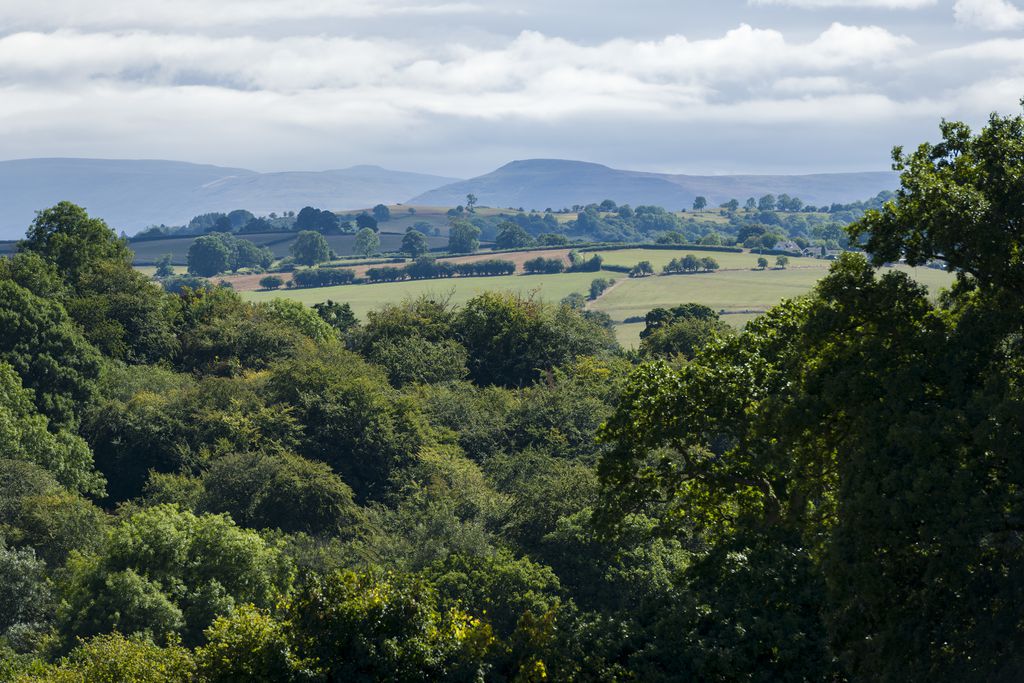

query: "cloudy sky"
left=1, top=0, right=1022, bottom=177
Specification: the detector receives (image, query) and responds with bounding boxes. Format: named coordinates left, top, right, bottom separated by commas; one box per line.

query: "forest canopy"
left=2, top=107, right=1024, bottom=681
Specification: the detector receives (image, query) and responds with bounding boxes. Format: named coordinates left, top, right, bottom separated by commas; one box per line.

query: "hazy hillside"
left=410, top=159, right=898, bottom=210
left=0, top=158, right=458, bottom=239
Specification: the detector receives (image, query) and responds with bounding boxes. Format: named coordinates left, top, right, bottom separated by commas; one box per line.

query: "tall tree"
left=291, top=230, right=331, bottom=266
left=354, top=227, right=381, bottom=258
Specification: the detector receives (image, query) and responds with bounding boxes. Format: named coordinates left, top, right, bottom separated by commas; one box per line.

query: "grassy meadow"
left=236, top=246, right=955, bottom=347
left=241, top=270, right=618, bottom=319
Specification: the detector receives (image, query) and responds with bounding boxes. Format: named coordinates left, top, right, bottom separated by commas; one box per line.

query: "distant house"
left=774, top=240, right=802, bottom=254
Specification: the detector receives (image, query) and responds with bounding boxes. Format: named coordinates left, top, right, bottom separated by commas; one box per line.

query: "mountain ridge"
left=409, top=158, right=897, bottom=211
left=0, top=158, right=459, bottom=239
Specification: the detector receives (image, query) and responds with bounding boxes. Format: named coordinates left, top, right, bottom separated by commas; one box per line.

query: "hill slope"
left=0, top=158, right=458, bottom=238
left=409, top=159, right=897, bottom=211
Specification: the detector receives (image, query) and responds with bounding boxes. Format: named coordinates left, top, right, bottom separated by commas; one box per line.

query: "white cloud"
left=0, top=0, right=488, bottom=30
left=954, top=0, right=1024, bottom=30
left=750, top=0, right=935, bottom=8
left=0, top=16, right=1017, bottom=176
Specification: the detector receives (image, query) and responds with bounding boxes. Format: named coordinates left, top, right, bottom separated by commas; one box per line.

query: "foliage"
left=58, top=505, right=293, bottom=646
left=15, top=633, right=196, bottom=683
left=290, top=230, right=330, bottom=266
left=353, top=228, right=381, bottom=258
left=448, top=220, right=480, bottom=254
left=455, top=291, right=618, bottom=388
left=288, top=569, right=494, bottom=682
left=401, top=229, right=430, bottom=257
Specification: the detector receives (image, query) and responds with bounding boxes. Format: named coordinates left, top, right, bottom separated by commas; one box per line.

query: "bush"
left=259, top=276, right=283, bottom=290
left=291, top=268, right=356, bottom=288
left=523, top=257, right=565, bottom=274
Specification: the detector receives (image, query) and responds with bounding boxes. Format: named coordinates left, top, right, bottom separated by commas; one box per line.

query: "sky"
left=0, top=0, right=1022, bottom=177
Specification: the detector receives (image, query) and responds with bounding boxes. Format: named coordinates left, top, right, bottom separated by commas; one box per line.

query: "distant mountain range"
left=411, top=159, right=898, bottom=212
left=0, top=158, right=459, bottom=239
left=0, top=157, right=898, bottom=240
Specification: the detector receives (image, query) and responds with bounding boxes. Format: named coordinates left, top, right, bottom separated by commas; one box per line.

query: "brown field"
left=218, top=248, right=573, bottom=292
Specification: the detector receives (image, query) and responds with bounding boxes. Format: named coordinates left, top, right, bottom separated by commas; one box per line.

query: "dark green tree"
left=448, top=220, right=480, bottom=254
left=290, top=230, right=330, bottom=266
left=401, top=229, right=430, bottom=257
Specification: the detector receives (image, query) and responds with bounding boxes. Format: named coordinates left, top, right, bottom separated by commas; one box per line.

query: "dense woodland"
left=1, top=111, right=1023, bottom=681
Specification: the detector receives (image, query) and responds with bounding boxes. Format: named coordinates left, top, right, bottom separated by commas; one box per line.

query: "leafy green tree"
left=0, top=363, right=103, bottom=496
left=641, top=315, right=731, bottom=359
left=227, top=209, right=255, bottom=229
left=188, top=234, right=233, bottom=277
left=354, top=227, right=380, bottom=258
left=370, top=336, right=469, bottom=387
left=372, top=204, right=392, bottom=222
left=447, top=220, right=480, bottom=254
left=758, top=194, right=777, bottom=212
left=266, top=344, right=426, bottom=501
left=288, top=570, right=493, bottom=682
left=744, top=197, right=757, bottom=211
left=196, top=605, right=304, bottom=682
left=0, top=539, right=52, bottom=644
left=313, top=299, right=358, bottom=335
left=0, top=280, right=101, bottom=428
left=234, top=238, right=273, bottom=270
left=64, top=259, right=180, bottom=364
left=401, top=229, right=430, bottom=257
left=259, top=275, right=283, bottom=290
left=720, top=199, right=740, bottom=212
left=19, top=202, right=131, bottom=285
left=455, top=291, right=617, bottom=388
left=291, top=230, right=330, bottom=266
left=58, top=505, right=293, bottom=646
left=465, top=193, right=478, bottom=212
left=700, top=256, right=719, bottom=271
left=757, top=256, right=768, bottom=269
left=154, top=254, right=175, bottom=278
left=198, top=450, right=363, bottom=537
left=629, top=261, right=654, bottom=278
left=18, top=632, right=196, bottom=682
left=494, top=222, right=533, bottom=249
left=775, top=255, right=789, bottom=269
left=355, top=212, right=378, bottom=231
left=0, top=459, right=107, bottom=567
left=692, top=196, right=707, bottom=213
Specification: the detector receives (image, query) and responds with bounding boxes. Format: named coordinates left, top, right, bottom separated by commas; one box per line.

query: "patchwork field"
left=231, top=246, right=955, bottom=347
left=240, top=269, right=618, bottom=319
left=592, top=247, right=821, bottom=272
left=127, top=231, right=449, bottom=265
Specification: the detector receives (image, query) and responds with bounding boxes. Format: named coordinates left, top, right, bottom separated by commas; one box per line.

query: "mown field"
left=590, top=260, right=954, bottom=345
left=238, top=246, right=956, bottom=347
left=241, top=269, right=617, bottom=317
left=593, top=247, right=819, bottom=272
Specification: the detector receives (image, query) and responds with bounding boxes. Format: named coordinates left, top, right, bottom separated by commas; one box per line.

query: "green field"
left=241, top=270, right=616, bottom=318
left=126, top=231, right=448, bottom=265
left=591, top=263, right=954, bottom=345
left=593, top=247, right=821, bottom=272
left=238, top=246, right=956, bottom=347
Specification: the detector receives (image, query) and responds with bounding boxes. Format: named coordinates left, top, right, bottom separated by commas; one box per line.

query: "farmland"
left=238, top=246, right=956, bottom=346
left=242, top=269, right=615, bottom=319
left=127, top=230, right=449, bottom=265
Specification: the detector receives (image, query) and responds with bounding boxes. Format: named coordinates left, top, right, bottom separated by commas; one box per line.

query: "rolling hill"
left=409, top=159, right=898, bottom=211
left=0, top=158, right=459, bottom=239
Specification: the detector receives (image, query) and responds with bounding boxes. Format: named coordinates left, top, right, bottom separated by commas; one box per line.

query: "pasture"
left=231, top=246, right=955, bottom=347
left=126, top=230, right=448, bottom=265
left=592, top=247, right=820, bottom=272
left=240, top=269, right=617, bottom=319
left=590, top=262, right=955, bottom=345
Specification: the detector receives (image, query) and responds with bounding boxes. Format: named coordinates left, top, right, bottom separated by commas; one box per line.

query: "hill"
left=409, top=159, right=897, bottom=211
left=0, top=158, right=459, bottom=239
